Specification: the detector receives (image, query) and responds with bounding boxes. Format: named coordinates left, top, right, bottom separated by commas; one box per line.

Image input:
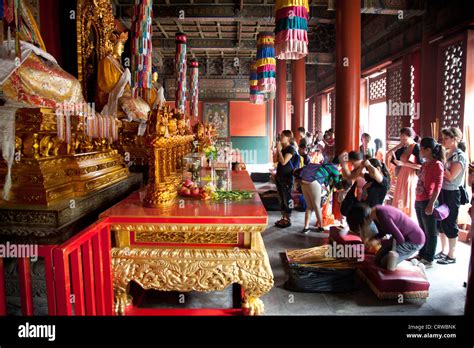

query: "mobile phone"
left=276, top=134, right=281, bottom=142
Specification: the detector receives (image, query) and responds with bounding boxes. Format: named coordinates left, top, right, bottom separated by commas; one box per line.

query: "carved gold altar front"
left=101, top=171, right=274, bottom=316
left=112, top=231, right=273, bottom=316
left=0, top=107, right=129, bottom=206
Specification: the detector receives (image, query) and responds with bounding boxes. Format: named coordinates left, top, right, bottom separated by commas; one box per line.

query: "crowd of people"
left=273, top=125, right=469, bottom=270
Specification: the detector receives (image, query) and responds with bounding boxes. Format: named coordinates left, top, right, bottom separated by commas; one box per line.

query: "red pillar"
left=276, top=59, right=287, bottom=135
left=419, top=16, right=437, bottom=138
left=39, top=0, right=62, bottom=64
left=291, top=57, right=306, bottom=143
left=268, top=99, right=275, bottom=161
left=335, top=0, right=361, bottom=155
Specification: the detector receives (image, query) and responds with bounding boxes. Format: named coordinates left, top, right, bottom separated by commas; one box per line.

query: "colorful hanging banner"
left=256, top=32, right=276, bottom=96
left=175, top=32, right=187, bottom=113
left=249, top=62, right=264, bottom=105
left=131, top=0, right=153, bottom=98
left=274, top=0, right=309, bottom=60
left=190, top=59, right=199, bottom=120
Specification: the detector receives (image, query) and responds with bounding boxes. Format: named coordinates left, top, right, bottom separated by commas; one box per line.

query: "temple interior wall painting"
left=0, top=0, right=473, bottom=323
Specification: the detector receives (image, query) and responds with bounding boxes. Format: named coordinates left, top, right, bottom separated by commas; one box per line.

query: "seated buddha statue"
left=148, top=67, right=166, bottom=110
left=95, top=31, right=150, bottom=123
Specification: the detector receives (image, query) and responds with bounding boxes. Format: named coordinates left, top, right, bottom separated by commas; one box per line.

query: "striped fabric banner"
left=256, top=32, right=276, bottom=96
left=131, top=0, right=153, bottom=97
left=274, top=0, right=309, bottom=60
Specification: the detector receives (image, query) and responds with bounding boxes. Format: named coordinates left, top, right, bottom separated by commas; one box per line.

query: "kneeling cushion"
left=358, top=255, right=430, bottom=299
left=329, top=226, right=363, bottom=245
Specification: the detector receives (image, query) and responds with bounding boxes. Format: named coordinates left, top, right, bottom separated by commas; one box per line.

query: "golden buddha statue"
left=148, top=67, right=166, bottom=110
left=95, top=31, right=150, bottom=122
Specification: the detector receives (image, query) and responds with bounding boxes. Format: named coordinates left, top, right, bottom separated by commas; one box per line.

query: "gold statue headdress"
left=110, top=31, right=128, bottom=45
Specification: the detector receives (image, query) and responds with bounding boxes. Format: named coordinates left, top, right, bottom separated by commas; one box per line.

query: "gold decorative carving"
left=0, top=108, right=129, bottom=206
left=143, top=106, right=194, bottom=207
left=112, top=232, right=273, bottom=315
left=112, top=224, right=267, bottom=234
left=76, top=0, right=115, bottom=100
left=134, top=231, right=239, bottom=244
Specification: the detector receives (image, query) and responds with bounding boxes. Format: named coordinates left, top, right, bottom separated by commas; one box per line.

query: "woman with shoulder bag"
left=415, top=138, right=445, bottom=267
left=436, top=127, right=467, bottom=265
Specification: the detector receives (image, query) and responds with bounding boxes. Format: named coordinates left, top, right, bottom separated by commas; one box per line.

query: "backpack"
left=294, top=163, right=339, bottom=187
left=290, top=151, right=302, bottom=171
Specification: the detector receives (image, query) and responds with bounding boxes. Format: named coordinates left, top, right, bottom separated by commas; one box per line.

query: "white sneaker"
left=417, top=262, right=427, bottom=276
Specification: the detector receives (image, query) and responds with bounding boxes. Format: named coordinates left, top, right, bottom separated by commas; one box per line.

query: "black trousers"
left=275, top=174, right=294, bottom=217
left=438, top=189, right=461, bottom=239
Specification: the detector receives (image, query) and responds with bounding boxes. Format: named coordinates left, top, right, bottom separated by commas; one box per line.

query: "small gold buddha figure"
left=168, top=118, right=178, bottom=136
left=177, top=118, right=186, bottom=136
left=195, top=122, right=205, bottom=140
left=149, top=67, right=166, bottom=110
left=95, top=31, right=150, bottom=122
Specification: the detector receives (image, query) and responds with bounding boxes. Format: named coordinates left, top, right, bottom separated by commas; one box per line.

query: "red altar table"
left=100, top=170, right=274, bottom=315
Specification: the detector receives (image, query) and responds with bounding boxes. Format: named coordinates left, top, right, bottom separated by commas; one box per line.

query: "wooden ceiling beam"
left=196, top=22, right=205, bottom=38
left=216, top=22, right=222, bottom=39
left=154, top=19, right=169, bottom=39
left=237, top=21, right=242, bottom=46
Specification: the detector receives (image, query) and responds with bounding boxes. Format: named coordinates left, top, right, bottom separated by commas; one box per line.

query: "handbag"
left=433, top=203, right=450, bottom=221
left=459, top=185, right=470, bottom=205
left=340, top=182, right=357, bottom=217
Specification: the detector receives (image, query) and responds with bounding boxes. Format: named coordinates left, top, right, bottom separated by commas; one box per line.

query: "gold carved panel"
left=76, top=0, right=115, bottom=102
left=134, top=231, right=239, bottom=244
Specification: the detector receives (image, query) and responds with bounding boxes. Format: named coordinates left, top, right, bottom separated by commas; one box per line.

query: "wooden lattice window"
left=439, top=40, right=464, bottom=129
left=315, top=96, right=322, bottom=132
left=329, top=91, right=335, bottom=129
left=386, top=64, right=403, bottom=140
left=409, top=64, right=416, bottom=128
left=369, top=73, right=386, bottom=104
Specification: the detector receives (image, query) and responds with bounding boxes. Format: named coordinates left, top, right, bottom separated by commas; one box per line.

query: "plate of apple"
left=179, top=179, right=210, bottom=200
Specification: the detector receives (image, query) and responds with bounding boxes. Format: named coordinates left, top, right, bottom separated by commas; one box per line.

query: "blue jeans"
left=375, top=240, right=422, bottom=268
left=415, top=200, right=438, bottom=262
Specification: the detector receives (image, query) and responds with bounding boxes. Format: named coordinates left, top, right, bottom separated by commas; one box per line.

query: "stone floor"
left=136, top=208, right=469, bottom=315
left=260, top=210, right=469, bottom=316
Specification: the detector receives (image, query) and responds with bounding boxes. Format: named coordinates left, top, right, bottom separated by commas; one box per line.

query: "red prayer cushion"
left=329, top=226, right=363, bottom=245
left=358, top=255, right=430, bottom=299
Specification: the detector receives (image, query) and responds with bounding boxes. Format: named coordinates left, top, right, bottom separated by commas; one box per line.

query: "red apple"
left=191, top=187, right=200, bottom=196
left=184, top=179, right=194, bottom=188
left=180, top=187, right=191, bottom=195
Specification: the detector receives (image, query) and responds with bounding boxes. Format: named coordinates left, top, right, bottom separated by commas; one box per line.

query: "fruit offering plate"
left=179, top=179, right=210, bottom=200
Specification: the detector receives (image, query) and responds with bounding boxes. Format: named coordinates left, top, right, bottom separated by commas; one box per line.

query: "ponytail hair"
left=433, top=143, right=446, bottom=162
left=368, top=158, right=391, bottom=186
left=458, top=141, right=466, bottom=152
left=420, top=137, right=445, bottom=163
